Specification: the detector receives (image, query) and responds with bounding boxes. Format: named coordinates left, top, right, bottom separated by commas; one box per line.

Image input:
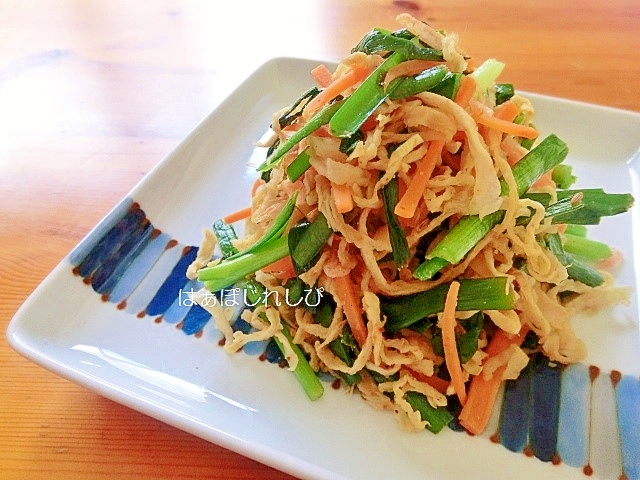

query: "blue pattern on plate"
left=69, top=197, right=640, bottom=479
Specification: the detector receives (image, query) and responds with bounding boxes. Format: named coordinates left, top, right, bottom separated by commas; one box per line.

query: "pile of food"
left=188, top=13, right=633, bottom=435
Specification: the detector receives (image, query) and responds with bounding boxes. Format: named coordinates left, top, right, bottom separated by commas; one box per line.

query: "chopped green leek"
left=289, top=212, right=333, bottom=275
left=545, top=233, right=604, bottom=287
left=329, top=52, right=405, bottom=138
left=352, top=28, right=443, bottom=61
left=563, top=233, right=612, bottom=262
left=495, top=83, right=515, bottom=105
left=429, top=72, right=462, bottom=100
left=382, top=277, right=515, bottom=332
left=470, top=58, right=505, bottom=96
left=212, top=219, right=239, bottom=258
left=387, top=65, right=448, bottom=101
left=405, top=391, right=454, bottom=433
left=381, top=177, right=410, bottom=268
left=553, top=189, right=635, bottom=225
left=286, top=148, right=311, bottom=182
left=258, top=100, right=344, bottom=172
left=274, top=323, right=325, bottom=401
left=552, top=164, right=577, bottom=189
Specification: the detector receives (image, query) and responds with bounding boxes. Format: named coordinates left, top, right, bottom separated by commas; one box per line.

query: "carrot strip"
left=394, top=139, right=445, bottom=219
left=404, top=367, right=450, bottom=395
left=332, top=183, right=354, bottom=213
left=306, top=64, right=370, bottom=115
left=333, top=274, right=368, bottom=347
left=222, top=206, right=252, bottom=224
left=311, top=64, right=333, bottom=88
left=458, top=326, right=529, bottom=435
left=494, top=99, right=520, bottom=122
left=441, top=281, right=467, bottom=406
left=474, top=112, right=539, bottom=139
left=454, top=75, right=476, bottom=107
left=261, top=255, right=296, bottom=281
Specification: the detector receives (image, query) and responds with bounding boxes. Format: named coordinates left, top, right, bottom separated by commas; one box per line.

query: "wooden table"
left=1, top=1, right=638, bottom=479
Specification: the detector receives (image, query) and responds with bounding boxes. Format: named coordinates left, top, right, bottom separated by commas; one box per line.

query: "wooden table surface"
left=1, top=1, right=638, bottom=479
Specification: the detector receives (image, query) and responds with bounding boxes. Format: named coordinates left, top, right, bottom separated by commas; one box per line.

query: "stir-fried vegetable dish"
left=187, top=14, right=634, bottom=435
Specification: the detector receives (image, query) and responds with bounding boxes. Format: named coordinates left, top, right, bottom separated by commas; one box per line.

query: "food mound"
left=188, top=13, right=633, bottom=435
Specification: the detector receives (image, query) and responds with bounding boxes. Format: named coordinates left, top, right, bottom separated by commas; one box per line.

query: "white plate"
left=7, top=57, right=640, bottom=480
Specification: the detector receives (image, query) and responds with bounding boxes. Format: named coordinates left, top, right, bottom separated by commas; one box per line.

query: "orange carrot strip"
left=494, top=100, right=520, bottom=122
left=311, top=64, right=333, bottom=88
left=333, top=274, right=368, bottom=347
left=332, top=183, right=354, bottom=214
left=404, top=367, right=450, bottom=395
left=261, top=255, right=296, bottom=281
left=306, top=64, right=370, bottom=115
left=454, top=75, right=477, bottom=107
left=394, top=139, right=445, bottom=219
left=222, top=206, right=252, bottom=224
left=475, top=113, right=539, bottom=139
left=441, top=281, right=467, bottom=406
left=458, top=327, right=529, bottom=435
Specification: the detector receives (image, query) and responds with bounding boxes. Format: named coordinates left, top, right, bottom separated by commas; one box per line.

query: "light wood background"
left=1, top=1, right=638, bottom=479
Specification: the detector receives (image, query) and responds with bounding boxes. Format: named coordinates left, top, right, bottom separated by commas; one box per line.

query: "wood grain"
left=1, top=1, right=638, bottom=479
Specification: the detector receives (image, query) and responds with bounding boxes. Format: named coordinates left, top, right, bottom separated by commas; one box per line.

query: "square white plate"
left=7, top=57, right=640, bottom=480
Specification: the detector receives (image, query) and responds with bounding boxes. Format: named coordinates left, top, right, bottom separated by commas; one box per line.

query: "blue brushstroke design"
left=107, top=232, right=173, bottom=304
left=76, top=206, right=146, bottom=278
left=529, top=354, right=562, bottom=462
left=91, top=221, right=154, bottom=294
left=499, top=360, right=533, bottom=453
left=180, top=304, right=211, bottom=335
left=144, top=246, right=198, bottom=317
left=616, top=374, right=640, bottom=480
left=162, top=279, right=203, bottom=325
left=69, top=198, right=134, bottom=266
left=556, top=363, right=590, bottom=468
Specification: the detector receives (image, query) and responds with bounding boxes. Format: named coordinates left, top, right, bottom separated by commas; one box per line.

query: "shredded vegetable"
left=189, top=14, right=634, bottom=437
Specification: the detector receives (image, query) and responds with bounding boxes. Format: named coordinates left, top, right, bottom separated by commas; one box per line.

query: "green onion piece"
left=553, top=189, right=635, bottom=225
left=381, top=177, right=410, bottom=268
left=228, top=192, right=297, bottom=260
left=431, top=311, right=484, bottom=363
left=552, top=164, right=577, bottom=189
left=428, top=210, right=504, bottom=265
left=289, top=212, right=333, bottom=275
left=405, top=391, right=454, bottom=433
left=428, top=72, right=462, bottom=100
left=469, top=58, right=505, bottom=96
left=563, top=233, right=612, bottom=262
left=501, top=134, right=569, bottom=197
left=258, top=100, right=343, bottom=172
left=329, top=52, right=405, bottom=138
left=352, top=28, right=443, bottom=61
left=495, top=83, right=515, bottom=105
left=382, top=277, right=515, bottom=332
left=212, top=219, right=239, bottom=258
left=339, top=130, right=365, bottom=155
left=278, top=87, right=320, bottom=129
left=286, top=148, right=311, bottom=182
left=565, top=224, right=588, bottom=237
left=387, top=65, right=448, bottom=101
left=414, top=134, right=568, bottom=280
left=545, top=233, right=604, bottom=287
left=274, top=323, right=325, bottom=401
left=199, top=236, right=290, bottom=292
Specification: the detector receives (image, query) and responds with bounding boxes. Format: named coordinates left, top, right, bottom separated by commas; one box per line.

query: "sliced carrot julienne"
left=332, top=183, right=354, bottom=214
left=305, top=64, right=371, bottom=115
left=494, top=99, right=520, bottom=122
left=394, top=139, right=445, bottom=219
left=454, top=75, right=476, bottom=107
left=404, top=366, right=450, bottom=395
left=458, top=326, right=529, bottom=435
left=333, top=274, right=368, bottom=347
left=441, top=281, right=467, bottom=406
left=222, top=206, right=252, bottom=224
left=261, top=254, right=296, bottom=281
left=474, top=112, right=539, bottom=139
left=311, top=64, right=333, bottom=88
